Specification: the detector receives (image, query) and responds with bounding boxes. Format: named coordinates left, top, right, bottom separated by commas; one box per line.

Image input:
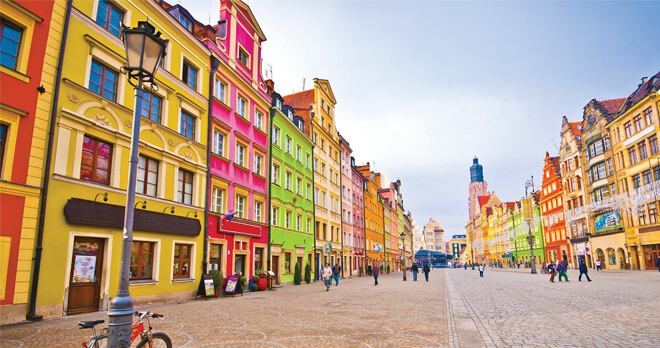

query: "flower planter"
left=257, top=277, right=267, bottom=291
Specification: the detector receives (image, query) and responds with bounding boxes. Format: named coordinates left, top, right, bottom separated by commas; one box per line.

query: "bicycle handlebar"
left=134, top=311, right=164, bottom=319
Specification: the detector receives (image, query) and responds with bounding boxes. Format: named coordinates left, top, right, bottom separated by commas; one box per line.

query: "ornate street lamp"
left=400, top=231, right=407, bottom=281
left=524, top=176, right=537, bottom=274
left=107, top=21, right=167, bottom=348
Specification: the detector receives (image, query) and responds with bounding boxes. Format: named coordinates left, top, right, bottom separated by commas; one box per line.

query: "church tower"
left=468, top=157, right=489, bottom=219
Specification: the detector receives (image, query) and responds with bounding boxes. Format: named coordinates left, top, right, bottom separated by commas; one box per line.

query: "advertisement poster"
left=73, top=255, right=96, bottom=282
left=225, top=275, right=238, bottom=292
left=204, top=279, right=215, bottom=296
left=594, top=212, right=622, bottom=233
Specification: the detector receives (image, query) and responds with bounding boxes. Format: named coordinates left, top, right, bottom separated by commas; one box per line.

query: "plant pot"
left=257, top=277, right=267, bottom=291
left=215, top=289, right=220, bottom=297
left=251, top=285, right=258, bottom=292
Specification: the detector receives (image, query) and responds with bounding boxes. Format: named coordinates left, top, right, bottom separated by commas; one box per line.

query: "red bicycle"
left=79, top=311, right=171, bottom=347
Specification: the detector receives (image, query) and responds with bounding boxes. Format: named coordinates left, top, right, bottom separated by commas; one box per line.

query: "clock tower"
left=468, top=157, right=489, bottom=219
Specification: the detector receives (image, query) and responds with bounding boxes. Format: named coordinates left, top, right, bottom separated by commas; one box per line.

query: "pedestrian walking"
left=578, top=260, right=592, bottom=282
left=411, top=263, right=419, bottom=281
left=557, top=261, right=569, bottom=282
left=548, top=262, right=556, bottom=283
left=332, top=261, right=341, bottom=286
left=595, top=259, right=601, bottom=271
left=373, top=264, right=379, bottom=286
left=423, top=263, right=431, bottom=282
left=478, top=263, right=484, bottom=277
left=322, top=263, right=332, bottom=291
left=464, top=263, right=468, bottom=270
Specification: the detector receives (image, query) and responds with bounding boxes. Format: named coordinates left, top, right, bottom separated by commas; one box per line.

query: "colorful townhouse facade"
left=283, top=79, right=341, bottom=275
left=559, top=116, right=591, bottom=267
left=511, top=194, right=546, bottom=266
left=357, top=163, right=384, bottom=270
left=339, top=134, right=353, bottom=276
left=380, top=187, right=392, bottom=271
left=540, top=152, right=570, bottom=265
left=34, top=0, right=209, bottom=318
left=266, top=86, right=314, bottom=284
left=196, top=0, right=271, bottom=282
left=580, top=98, right=626, bottom=269
left=350, top=157, right=366, bottom=274
left=0, top=0, right=61, bottom=324
left=607, top=72, right=660, bottom=270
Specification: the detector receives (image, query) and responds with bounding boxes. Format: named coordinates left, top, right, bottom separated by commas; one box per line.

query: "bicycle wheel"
left=135, top=332, right=172, bottom=348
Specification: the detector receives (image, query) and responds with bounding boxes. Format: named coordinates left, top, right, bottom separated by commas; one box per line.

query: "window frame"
left=80, top=135, right=113, bottom=185
left=235, top=194, right=246, bottom=219
left=138, top=90, right=162, bottom=123
left=177, top=169, right=193, bottom=205
left=237, top=46, right=250, bottom=69
left=253, top=152, right=263, bottom=176
left=236, top=94, right=247, bottom=118
left=235, top=141, right=247, bottom=167
left=130, top=240, right=155, bottom=281
left=212, top=128, right=226, bottom=157
left=137, top=155, right=158, bottom=196
left=173, top=243, right=193, bottom=279
left=213, top=76, right=227, bottom=104
left=95, top=0, right=123, bottom=37
left=180, top=110, right=196, bottom=140
left=211, top=187, right=225, bottom=214
left=182, top=60, right=198, bottom=91
left=89, top=59, right=119, bottom=101
left=0, top=21, right=22, bottom=70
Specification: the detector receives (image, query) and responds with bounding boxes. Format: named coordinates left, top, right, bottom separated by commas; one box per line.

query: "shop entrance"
left=235, top=254, right=246, bottom=276
left=272, top=255, right=280, bottom=285
left=67, top=237, right=104, bottom=315
left=644, top=244, right=659, bottom=270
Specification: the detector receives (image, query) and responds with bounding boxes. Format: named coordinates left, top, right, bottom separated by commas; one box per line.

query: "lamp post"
left=108, top=22, right=167, bottom=348
left=400, top=231, right=407, bottom=281
left=524, top=176, right=537, bottom=274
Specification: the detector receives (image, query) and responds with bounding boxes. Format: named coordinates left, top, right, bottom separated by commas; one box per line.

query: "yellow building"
left=607, top=73, right=660, bottom=270
left=34, top=0, right=209, bottom=318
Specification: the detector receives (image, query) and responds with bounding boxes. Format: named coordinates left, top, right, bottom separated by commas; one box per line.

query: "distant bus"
left=414, top=250, right=447, bottom=268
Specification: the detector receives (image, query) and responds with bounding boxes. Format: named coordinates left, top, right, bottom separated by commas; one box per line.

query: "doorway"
left=235, top=254, right=246, bottom=276
left=272, top=255, right=280, bottom=285
left=67, top=237, right=105, bottom=315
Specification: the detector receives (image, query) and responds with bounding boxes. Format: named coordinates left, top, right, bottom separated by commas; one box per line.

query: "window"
left=603, top=136, right=610, bottom=151
left=235, top=195, right=246, bottom=218
left=633, top=174, right=641, bottom=189
left=214, top=78, right=226, bottom=103
left=639, top=209, right=647, bottom=226
left=173, top=244, right=191, bottom=279
left=629, top=146, right=638, bottom=165
left=285, top=171, right=291, bottom=190
left=235, top=143, right=246, bottom=167
left=255, top=110, right=263, bottom=130
left=177, top=12, right=192, bottom=30
left=306, top=218, right=311, bottom=233
left=182, top=61, right=197, bottom=90
left=272, top=164, right=279, bottom=184
left=296, top=146, right=301, bottom=161
left=253, top=153, right=263, bottom=175
left=271, top=207, right=278, bottom=225
left=138, top=90, right=162, bottom=123
left=322, top=191, right=326, bottom=208
left=285, top=136, right=291, bottom=154
left=297, top=214, right=301, bottom=231
left=89, top=60, right=118, bottom=101
left=272, top=127, right=280, bottom=146
left=312, top=132, right=317, bottom=144
left=96, top=0, right=122, bottom=37
left=1, top=22, right=22, bottom=69
left=0, top=124, right=7, bottom=174
left=607, top=159, right=613, bottom=176
left=321, top=163, right=325, bottom=176
left=634, top=114, right=643, bottom=132
left=137, top=155, right=158, bottom=196
left=180, top=111, right=195, bottom=140
left=209, top=244, right=222, bottom=271
left=306, top=154, right=310, bottom=168
left=254, top=201, right=262, bottom=222
left=314, top=158, right=318, bottom=172
left=306, top=184, right=311, bottom=199
left=213, top=130, right=225, bottom=157
left=285, top=211, right=291, bottom=229
left=236, top=95, right=247, bottom=118
left=284, top=252, right=291, bottom=273
left=624, top=122, right=633, bottom=138
left=211, top=187, right=224, bottom=213
left=296, top=178, right=302, bottom=195
left=81, top=136, right=112, bottom=185
left=177, top=169, right=193, bottom=204
left=650, top=135, right=658, bottom=155
left=238, top=47, right=249, bottom=67
left=649, top=202, right=657, bottom=224
left=639, top=140, right=648, bottom=160
left=314, top=188, right=319, bottom=204
left=643, top=170, right=653, bottom=185
left=130, top=241, right=154, bottom=280
left=644, top=107, right=653, bottom=126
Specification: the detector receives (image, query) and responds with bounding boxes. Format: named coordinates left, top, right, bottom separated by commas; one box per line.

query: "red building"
left=0, top=0, right=59, bottom=323
left=540, top=152, right=572, bottom=266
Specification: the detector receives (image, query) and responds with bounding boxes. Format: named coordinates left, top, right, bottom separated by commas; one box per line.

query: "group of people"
left=544, top=259, right=592, bottom=283
left=321, top=261, right=434, bottom=291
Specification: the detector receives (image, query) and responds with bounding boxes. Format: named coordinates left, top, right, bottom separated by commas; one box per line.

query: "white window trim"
left=171, top=241, right=197, bottom=282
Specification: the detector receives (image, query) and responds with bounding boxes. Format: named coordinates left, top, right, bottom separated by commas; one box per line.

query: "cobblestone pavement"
left=0, top=271, right=448, bottom=348
left=447, top=267, right=660, bottom=347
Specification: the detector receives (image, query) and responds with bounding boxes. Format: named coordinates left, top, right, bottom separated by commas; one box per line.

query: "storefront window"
left=607, top=248, right=616, bottom=265
left=209, top=244, right=222, bottom=271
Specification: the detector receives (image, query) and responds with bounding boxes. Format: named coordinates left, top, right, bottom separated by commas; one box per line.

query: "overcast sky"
left=182, top=0, right=660, bottom=241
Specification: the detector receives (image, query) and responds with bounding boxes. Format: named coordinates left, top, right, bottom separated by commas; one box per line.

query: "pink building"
left=339, top=134, right=354, bottom=276
left=196, top=0, right=270, bottom=278
left=351, top=157, right=366, bottom=273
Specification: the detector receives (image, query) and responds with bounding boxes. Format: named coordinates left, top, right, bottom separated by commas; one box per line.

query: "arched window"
left=607, top=248, right=616, bottom=265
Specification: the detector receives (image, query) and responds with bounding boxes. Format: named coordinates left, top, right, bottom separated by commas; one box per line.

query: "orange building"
left=357, top=163, right=384, bottom=270
left=540, top=152, right=571, bottom=265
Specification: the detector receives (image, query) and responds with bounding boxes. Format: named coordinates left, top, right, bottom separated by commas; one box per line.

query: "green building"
left=510, top=199, right=546, bottom=266
left=268, top=91, right=315, bottom=284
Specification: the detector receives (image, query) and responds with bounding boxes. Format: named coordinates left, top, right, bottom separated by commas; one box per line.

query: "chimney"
left=265, top=79, right=275, bottom=95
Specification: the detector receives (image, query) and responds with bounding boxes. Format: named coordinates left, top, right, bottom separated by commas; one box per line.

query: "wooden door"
left=67, top=237, right=104, bottom=315
left=272, top=255, right=280, bottom=285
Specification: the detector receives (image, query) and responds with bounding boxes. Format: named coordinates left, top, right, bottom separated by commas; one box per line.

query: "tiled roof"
left=283, top=90, right=314, bottom=136
left=618, top=72, right=660, bottom=115
left=477, top=195, right=491, bottom=207
left=569, top=122, right=582, bottom=136
left=599, top=98, right=626, bottom=115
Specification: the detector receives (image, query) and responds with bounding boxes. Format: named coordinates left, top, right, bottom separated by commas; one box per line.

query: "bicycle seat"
left=78, top=320, right=104, bottom=329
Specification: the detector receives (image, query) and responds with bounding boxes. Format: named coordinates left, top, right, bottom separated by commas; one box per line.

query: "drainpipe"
left=362, top=176, right=367, bottom=272
left=26, top=0, right=73, bottom=321
left=202, top=56, right=221, bottom=275
left=266, top=103, right=274, bottom=284
left=338, top=139, right=344, bottom=279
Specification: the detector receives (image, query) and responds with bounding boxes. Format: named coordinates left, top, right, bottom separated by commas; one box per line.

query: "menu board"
left=225, top=275, right=238, bottom=293
left=204, top=279, right=215, bottom=296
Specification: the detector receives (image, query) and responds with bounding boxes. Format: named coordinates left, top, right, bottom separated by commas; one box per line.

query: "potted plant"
left=252, top=275, right=260, bottom=291
left=294, top=262, right=301, bottom=285
left=304, top=263, right=311, bottom=284
left=254, top=269, right=268, bottom=290
left=380, top=265, right=383, bottom=272
left=209, top=270, right=223, bottom=296
left=359, top=266, right=363, bottom=277
left=237, top=275, right=247, bottom=295
left=387, top=264, right=390, bottom=274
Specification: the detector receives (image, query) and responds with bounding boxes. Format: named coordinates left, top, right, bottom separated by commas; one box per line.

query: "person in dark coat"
left=557, top=261, right=569, bottom=282
left=578, top=260, right=592, bottom=282
left=411, top=263, right=419, bottom=281
left=548, top=262, right=556, bottom=283
left=373, top=264, right=379, bottom=286
left=423, top=263, right=431, bottom=282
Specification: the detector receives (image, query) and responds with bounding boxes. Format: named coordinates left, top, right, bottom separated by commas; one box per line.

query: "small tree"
left=387, top=264, right=390, bottom=273
left=209, top=270, right=223, bottom=290
left=380, top=265, right=384, bottom=272
left=304, top=263, right=311, bottom=284
left=294, top=262, right=302, bottom=285
left=359, top=266, right=363, bottom=276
